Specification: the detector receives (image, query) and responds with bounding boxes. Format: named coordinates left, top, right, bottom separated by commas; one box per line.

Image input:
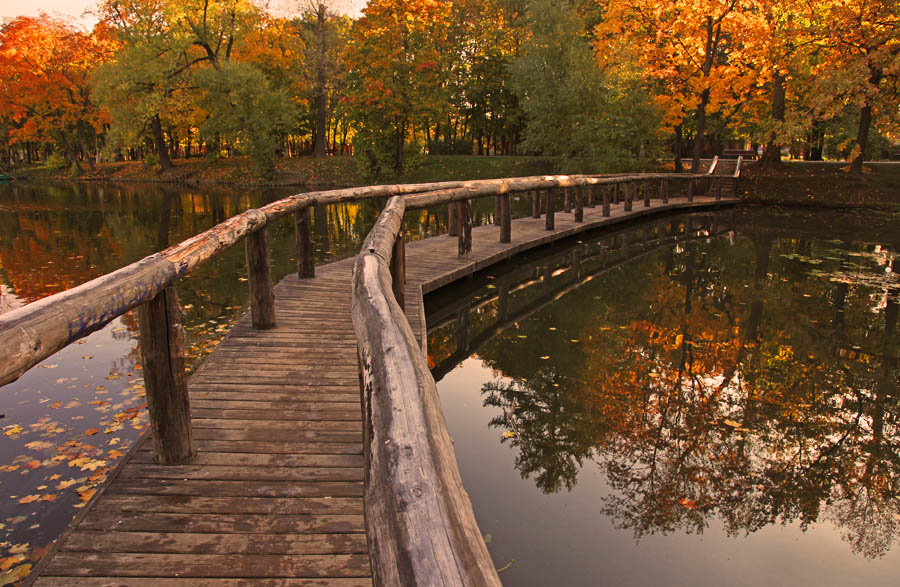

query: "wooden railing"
left=348, top=166, right=733, bottom=585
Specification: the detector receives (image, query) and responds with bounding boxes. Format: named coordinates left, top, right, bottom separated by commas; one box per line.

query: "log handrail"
left=351, top=196, right=502, bottom=586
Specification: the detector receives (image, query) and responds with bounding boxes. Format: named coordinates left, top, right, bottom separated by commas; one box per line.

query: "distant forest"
left=0, top=0, right=897, bottom=177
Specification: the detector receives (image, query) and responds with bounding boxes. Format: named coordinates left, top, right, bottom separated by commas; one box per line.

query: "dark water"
left=0, top=179, right=524, bottom=581
left=427, top=208, right=900, bottom=586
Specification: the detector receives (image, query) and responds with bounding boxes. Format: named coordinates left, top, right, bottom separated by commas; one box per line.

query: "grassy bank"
left=740, top=161, right=900, bottom=212
left=13, top=154, right=560, bottom=187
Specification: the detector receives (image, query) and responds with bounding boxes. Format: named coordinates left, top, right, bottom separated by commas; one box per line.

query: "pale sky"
left=0, top=0, right=366, bottom=28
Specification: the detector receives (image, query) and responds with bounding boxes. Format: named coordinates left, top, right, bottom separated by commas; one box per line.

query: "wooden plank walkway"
left=33, top=194, right=735, bottom=585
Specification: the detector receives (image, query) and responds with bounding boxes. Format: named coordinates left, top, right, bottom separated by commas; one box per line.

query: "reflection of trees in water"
left=479, top=231, right=900, bottom=558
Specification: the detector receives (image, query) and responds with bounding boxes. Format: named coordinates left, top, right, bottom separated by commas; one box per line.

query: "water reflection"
left=428, top=208, right=900, bottom=584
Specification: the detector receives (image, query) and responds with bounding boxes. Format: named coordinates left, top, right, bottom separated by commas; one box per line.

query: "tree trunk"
left=850, top=104, right=873, bottom=177
left=760, top=72, right=786, bottom=168
left=673, top=125, right=683, bottom=172
left=691, top=89, right=709, bottom=172
left=150, top=114, right=174, bottom=171
left=312, top=3, right=328, bottom=158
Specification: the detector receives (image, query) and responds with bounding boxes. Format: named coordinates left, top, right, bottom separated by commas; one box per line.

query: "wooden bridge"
left=4, top=161, right=741, bottom=586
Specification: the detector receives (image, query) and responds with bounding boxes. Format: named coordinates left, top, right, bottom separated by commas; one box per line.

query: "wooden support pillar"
left=574, top=184, right=584, bottom=222
left=531, top=190, right=541, bottom=218
left=687, top=178, right=695, bottom=202
left=564, top=188, right=572, bottom=213
left=390, top=222, right=406, bottom=310
left=497, top=282, right=509, bottom=322
left=245, top=228, right=276, bottom=329
left=661, top=179, right=669, bottom=203
left=448, top=201, right=460, bottom=236
left=545, top=189, right=555, bottom=230
left=644, top=181, right=651, bottom=207
left=587, top=185, right=596, bottom=207
left=573, top=248, right=582, bottom=280
left=624, top=182, right=633, bottom=212
left=494, top=195, right=502, bottom=226
left=602, top=186, right=611, bottom=217
left=499, top=193, right=511, bottom=243
left=294, top=206, right=315, bottom=278
left=456, top=306, right=470, bottom=353
left=138, top=285, right=195, bottom=465
left=458, top=198, right=472, bottom=257
left=613, top=183, right=620, bottom=204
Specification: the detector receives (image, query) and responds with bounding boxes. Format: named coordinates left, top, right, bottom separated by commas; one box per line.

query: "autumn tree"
left=813, top=0, right=900, bottom=175
left=511, top=0, right=660, bottom=171
left=597, top=0, right=756, bottom=171
left=344, top=0, right=453, bottom=176
left=0, top=16, right=114, bottom=172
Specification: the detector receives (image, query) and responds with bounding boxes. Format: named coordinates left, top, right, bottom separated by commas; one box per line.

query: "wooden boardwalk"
left=33, top=194, right=735, bottom=585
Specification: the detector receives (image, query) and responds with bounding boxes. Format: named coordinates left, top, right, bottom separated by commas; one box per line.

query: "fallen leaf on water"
left=56, top=479, right=77, bottom=490
left=17, top=495, right=40, bottom=504
left=40, top=494, right=58, bottom=502
left=539, top=356, right=550, bottom=360
left=84, top=428, right=99, bottom=436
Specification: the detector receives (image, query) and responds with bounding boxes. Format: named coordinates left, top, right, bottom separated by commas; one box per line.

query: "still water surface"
left=427, top=208, right=900, bottom=586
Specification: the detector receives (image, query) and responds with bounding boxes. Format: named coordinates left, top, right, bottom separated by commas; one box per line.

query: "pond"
left=426, top=207, right=900, bottom=586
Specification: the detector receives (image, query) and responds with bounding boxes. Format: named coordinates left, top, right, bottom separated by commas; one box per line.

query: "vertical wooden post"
left=574, top=184, right=584, bottom=222
left=564, top=188, right=572, bottom=213
left=138, top=285, right=195, bottom=465
left=391, top=222, right=406, bottom=310
left=497, top=282, right=509, bottom=322
left=625, top=182, right=633, bottom=211
left=448, top=202, right=459, bottom=236
left=456, top=306, right=470, bottom=352
left=499, top=193, right=511, bottom=243
left=687, top=178, right=695, bottom=202
left=294, top=206, right=315, bottom=278
left=494, top=195, right=502, bottom=226
left=245, top=228, right=276, bottom=329
left=545, top=189, right=555, bottom=230
left=613, top=183, right=620, bottom=204
left=644, top=181, right=651, bottom=207
left=458, top=198, right=472, bottom=257
left=531, top=190, right=541, bottom=218
left=587, top=185, right=596, bottom=207
left=602, top=186, right=611, bottom=217
left=661, top=179, right=669, bottom=203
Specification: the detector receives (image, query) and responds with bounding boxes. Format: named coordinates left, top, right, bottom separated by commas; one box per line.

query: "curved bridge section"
left=17, top=169, right=739, bottom=585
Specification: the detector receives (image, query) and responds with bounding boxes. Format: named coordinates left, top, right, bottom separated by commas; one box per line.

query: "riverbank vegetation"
left=0, top=0, right=897, bottom=183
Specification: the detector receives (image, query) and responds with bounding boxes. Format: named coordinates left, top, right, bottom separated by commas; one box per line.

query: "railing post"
left=564, top=188, right=572, bottom=213
left=531, top=190, right=540, bottom=218
left=661, top=179, right=669, bottom=203
left=587, top=184, right=596, bottom=207
left=294, top=206, right=315, bottom=278
left=625, top=182, right=633, bottom=212
left=499, top=193, right=511, bottom=243
left=574, top=184, right=584, bottom=222
left=613, top=183, right=620, bottom=204
left=448, top=202, right=460, bottom=236
left=602, top=185, right=611, bottom=217
left=545, top=189, right=555, bottom=230
left=391, top=221, right=406, bottom=310
left=138, top=285, right=195, bottom=465
left=494, top=195, right=502, bottom=226
left=245, top=228, right=276, bottom=329
left=644, top=181, right=651, bottom=207
left=458, top=198, right=472, bottom=257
